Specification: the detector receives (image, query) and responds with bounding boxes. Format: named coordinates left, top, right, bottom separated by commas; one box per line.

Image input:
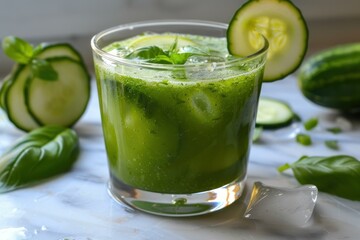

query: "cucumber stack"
left=0, top=37, right=90, bottom=131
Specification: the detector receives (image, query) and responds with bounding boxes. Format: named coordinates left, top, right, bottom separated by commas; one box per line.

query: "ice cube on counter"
left=0, top=227, right=27, bottom=240
left=244, top=182, right=318, bottom=227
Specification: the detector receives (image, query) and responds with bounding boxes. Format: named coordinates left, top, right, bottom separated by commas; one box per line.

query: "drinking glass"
left=91, top=20, right=268, bottom=216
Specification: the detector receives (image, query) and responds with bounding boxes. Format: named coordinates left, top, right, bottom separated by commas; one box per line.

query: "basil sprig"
left=2, top=36, right=58, bottom=81
left=125, top=37, right=212, bottom=64
left=0, top=125, right=79, bottom=193
left=278, top=155, right=360, bottom=201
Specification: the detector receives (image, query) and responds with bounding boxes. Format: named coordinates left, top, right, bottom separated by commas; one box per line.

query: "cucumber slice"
left=227, top=0, right=308, bottom=81
left=34, top=43, right=82, bottom=62
left=256, top=97, right=294, bottom=129
left=5, top=65, right=41, bottom=131
left=26, top=57, right=90, bottom=127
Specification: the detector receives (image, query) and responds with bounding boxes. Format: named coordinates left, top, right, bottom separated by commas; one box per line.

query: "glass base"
left=108, top=176, right=246, bottom=217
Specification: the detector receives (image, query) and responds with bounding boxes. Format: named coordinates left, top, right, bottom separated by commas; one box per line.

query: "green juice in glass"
left=95, top=33, right=264, bottom=194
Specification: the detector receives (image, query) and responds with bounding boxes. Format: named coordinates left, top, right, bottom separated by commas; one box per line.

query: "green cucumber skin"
left=4, top=64, right=42, bottom=131
left=298, top=43, right=360, bottom=111
left=34, top=43, right=83, bottom=62
left=0, top=76, right=12, bottom=111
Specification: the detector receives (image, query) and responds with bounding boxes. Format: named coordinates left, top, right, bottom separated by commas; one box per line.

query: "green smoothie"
left=95, top=33, right=265, bottom=194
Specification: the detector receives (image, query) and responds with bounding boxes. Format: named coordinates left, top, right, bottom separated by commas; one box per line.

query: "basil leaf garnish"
left=126, top=46, right=168, bottom=61
left=278, top=155, right=360, bottom=201
left=124, top=38, right=213, bottom=65
left=31, top=59, right=58, bottom=81
left=2, top=36, right=60, bottom=81
left=0, top=126, right=79, bottom=193
left=2, top=36, right=34, bottom=64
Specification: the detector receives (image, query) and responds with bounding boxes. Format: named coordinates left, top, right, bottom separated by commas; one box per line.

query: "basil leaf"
left=148, top=55, right=174, bottom=64
left=168, top=37, right=178, bottom=53
left=304, top=117, right=318, bottom=131
left=125, top=46, right=168, bottom=61
left=278, top=155, right=360, bottom=201
left=31, top=59, right=58, bottom=81
left=2, top=36, right=34, bottom=64
left=169, top=52, right=192, bottom=64
left=0, top=126, right=79, bottom=193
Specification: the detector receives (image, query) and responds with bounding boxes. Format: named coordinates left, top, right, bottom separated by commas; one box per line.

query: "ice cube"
left=185, top=55, right=225, bottom=64
left=244, top=182, right=318, bottom=227
left=183, top=56, right=226, bottom=81
left=0, top=227, right=27, bottom=240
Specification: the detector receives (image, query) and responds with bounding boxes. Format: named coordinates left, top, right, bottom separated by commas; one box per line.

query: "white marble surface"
left=0, top=76, right=359, bottom=240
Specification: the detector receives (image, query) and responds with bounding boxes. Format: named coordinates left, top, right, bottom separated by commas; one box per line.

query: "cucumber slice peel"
left=34, top=43, right=83, bottom=62
left=256, top=97, right=294, bottom=129
left=0, top=75, right=12, bottom=110
left=5, top=65, right=42, bottom=131
left=227, top=0, right=308, bottom=81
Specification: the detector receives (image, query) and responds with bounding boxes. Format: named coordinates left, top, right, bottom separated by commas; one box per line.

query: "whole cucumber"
left=298, top=43, right=360, bottom=111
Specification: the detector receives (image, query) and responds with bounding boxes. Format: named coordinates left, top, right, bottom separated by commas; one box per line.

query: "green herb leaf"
left=169, top=52, right=192, bottom=64
left=325, top=140, right=339, bottom=150
left=304, top=117, right=318, bottom=131
left=278, top=155, right=360, bottom=201
left=168, top=37, right=178, bottom=53
left=125, top=46, right=168, bottom=61
left=0, top=126, right=79, bottom=193
left=125, top=42, right=212, bottom=65
left=149, top=55, right=174, bottom=64
left=326, top=127, right=342, bottom=134
left=296, top=133, right=312, bottom=146
left=2, top=36, right=34, bottom=64
left=31, top=59, right=58, bottom=81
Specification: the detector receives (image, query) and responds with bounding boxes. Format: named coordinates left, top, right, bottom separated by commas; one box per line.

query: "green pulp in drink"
left=95, top=33, right=264, bottom=194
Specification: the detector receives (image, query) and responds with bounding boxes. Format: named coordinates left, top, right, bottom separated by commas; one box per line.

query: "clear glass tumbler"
left=91, top=20, right=268, bottom=217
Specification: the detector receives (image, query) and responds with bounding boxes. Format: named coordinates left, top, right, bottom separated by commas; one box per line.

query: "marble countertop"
left=0, top=76, right=359, bottom=240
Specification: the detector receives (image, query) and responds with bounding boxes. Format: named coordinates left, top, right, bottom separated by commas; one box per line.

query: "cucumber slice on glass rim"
left=227, top=0, right=308, bottom=81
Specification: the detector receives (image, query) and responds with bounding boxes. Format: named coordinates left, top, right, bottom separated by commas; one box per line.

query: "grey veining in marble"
left=0, top=76, right=359, bottom=240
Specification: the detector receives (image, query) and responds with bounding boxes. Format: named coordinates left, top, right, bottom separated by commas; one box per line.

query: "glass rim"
left=91, top=19, right=269, bottom=70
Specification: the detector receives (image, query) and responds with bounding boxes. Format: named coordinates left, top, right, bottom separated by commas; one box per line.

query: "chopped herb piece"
left=304, top=117, right=318, bottom=131
left=296, top=133, right=312, bottom=146
left=325, top=140, right=339, bottom=150
left=326, top=127, right=342, bottom=134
